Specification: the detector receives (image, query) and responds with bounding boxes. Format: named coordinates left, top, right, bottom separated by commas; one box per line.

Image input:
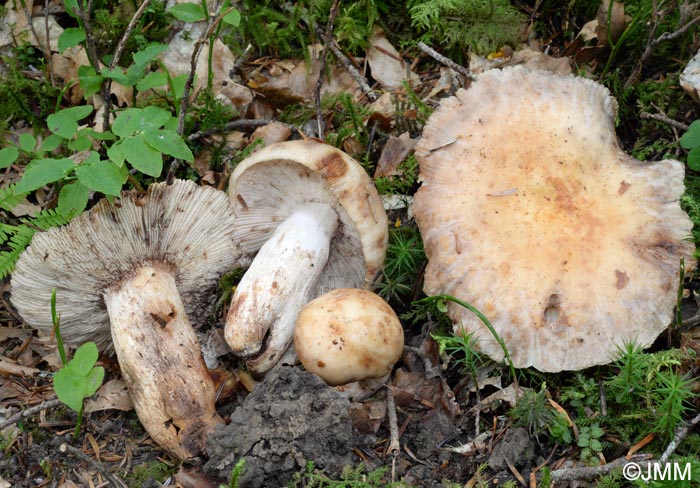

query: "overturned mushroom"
left=225, top=140, right=388, bottom=373
left=413, top=66, right=696, bottom=372
left=11, top=180, right=241, bottom=459
left=294, top=288, right=404, bottom=399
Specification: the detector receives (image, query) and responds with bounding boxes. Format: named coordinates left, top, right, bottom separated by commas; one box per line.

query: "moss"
left=122, top=460, right=177, bottom=486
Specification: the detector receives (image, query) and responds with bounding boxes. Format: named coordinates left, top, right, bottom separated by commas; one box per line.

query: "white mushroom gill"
left=224, top=203, right=339, bottom=373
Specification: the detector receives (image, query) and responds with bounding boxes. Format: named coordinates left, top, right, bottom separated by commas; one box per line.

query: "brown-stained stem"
left=59, top=443, right=128, bottom=488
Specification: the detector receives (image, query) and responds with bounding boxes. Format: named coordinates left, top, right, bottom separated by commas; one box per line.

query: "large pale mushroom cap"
left=229, top=139, right=388, bottom=293
left=11, top=179, right=241, bottom=351
left=413, top=66, right=696, bottom=372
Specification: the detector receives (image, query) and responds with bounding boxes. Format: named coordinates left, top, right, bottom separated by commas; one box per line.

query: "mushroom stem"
left=225, top=203, right=339, bottom=373
left=104, top=265, right=222, bottom=460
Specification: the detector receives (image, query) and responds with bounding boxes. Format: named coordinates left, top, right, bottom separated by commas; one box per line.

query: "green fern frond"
left=22, top=208, right=72, bottom=231
left=0, top=185, right=27, bottom=212
left=0, top=225, right=35, bottom=279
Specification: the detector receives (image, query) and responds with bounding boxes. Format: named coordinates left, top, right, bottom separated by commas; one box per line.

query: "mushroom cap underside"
left=413, top=66, right=696, bottom=372
left=10, top=179, right=241, bottom=350
left=229, top=139, right=388, bottom=292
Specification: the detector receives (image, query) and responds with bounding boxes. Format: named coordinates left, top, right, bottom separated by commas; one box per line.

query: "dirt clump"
left=204, top=365, right=370, bottom=487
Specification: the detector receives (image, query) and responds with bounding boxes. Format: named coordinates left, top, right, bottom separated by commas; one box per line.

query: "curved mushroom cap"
left=11, top=179, right=241, bottom=351
left=229, top=140, right=388, bottom=292
left=413, top=66, right=696, bottom=372
left=294, top=288, right=404, bottom=386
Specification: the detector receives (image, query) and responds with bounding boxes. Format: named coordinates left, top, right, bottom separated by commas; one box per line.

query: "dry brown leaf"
left=367, top=27, right=419, bottom=90
left=374, top=132, right=417, bottom=178
left=596, top=1, right=630, bottom=46
left=348, top=398, right=387, bottom=433
left=84, top=379, right=134, bottom=413
left=470, top=384, right=530, bottom=413
left=0, top=326, right=28, bottom=342
left=504, top=48, right=572, bottom=75
left=681, top=48, right=700, bottom=102
left=250, top=122, right=292, bottom=147
left=0, top=356, right=39, bottom=377
left=173, top=466, right=221, bottom=488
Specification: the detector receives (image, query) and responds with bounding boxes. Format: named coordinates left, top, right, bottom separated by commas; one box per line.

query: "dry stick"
left=660, top=411, right=700, bottom=464
left=0, top=399, right=63, bottom=431
left=625, top=14, right=700, bottom=88
left=101, top=0, right=155, bottom=130
left=166, top=1, right=222, bottom=183
left=43, top=0, right=55, bottom=86
left=385, top=386, right=400, bottom=483
left=640, top=112, right=689, bottom=131
left=550, top=454, right=652, bottom=482
left=60, top=443, right=128, bottom=488
left=19, top=0, right=53, bottom=86
left=316, top=29, right=377, bottom=102
left=314, top=0, right=341, bottom=141
left=417, top=42, right=475, bottom=80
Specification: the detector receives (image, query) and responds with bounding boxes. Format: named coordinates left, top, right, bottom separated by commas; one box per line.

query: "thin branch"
left=314, top=0, right=341, bottom=140
left=60, top=443, right=128, bottom=488
left=550, top=454, right=652, bottom=481
left=101, top=0, right=155, bottom=130
left=43, top=0, right=55, bottom=86
left=187, top=119, right=297, bottom=141
left=0, top=399, right=63, bottom=431
left=640, top=111, right=689, bottom=131
left=660, top=411, right=700, bottom=464
left=417, top=42, right=475, bottom=80
left=316, top=28, right=377, bottom=102
left=167, top=1, right=223, bottom=183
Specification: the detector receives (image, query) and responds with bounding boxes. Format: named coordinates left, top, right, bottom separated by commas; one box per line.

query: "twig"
left=660, top=411, right=700, bottom=464
left=101, top=0, right=155, bottom=130
left=43, top=0, right=55, bottom=86
left=20, top=0, right=54, bottom=86
left=314, top=0, right=341, bottom=140
left=0, top=399, right=63, bottom=431
left=167, top=1, right=223, bottom=183
left=60, top=443, right=128, bottom=488
left=640, top=112, right=689, bottom=131
left=417, top=42, right=475, bottom=80
left=315, top=29, right=378, bottom=102
left=187, top=119, right=297, bottom=141
left=386, top=388, right=400, bottom=455
left=549, top=454, right=652, bottom=481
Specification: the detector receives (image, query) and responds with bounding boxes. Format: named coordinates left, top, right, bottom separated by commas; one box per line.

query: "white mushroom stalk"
left=225, top=140, right=389, bottom=374
left=225, top=203, right=339, bottom=372
left=11, top=180, right=242, bottom=459
left=106, top=265, right=221, bottom=459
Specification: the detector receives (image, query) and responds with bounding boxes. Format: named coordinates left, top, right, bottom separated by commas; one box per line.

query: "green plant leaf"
left=67, top=129, right=93, bottom=152
left=112, top=107, right=171, bottom=137
left=136, top=71, right=168, bottom=91
left=222, top=8, right=241, bottom=26
left=47, top=106, right=94, bottom=139
left=54, top=367, right=85, bottom=412
left=133, top=44, right=168, bottom=67
left=0, top=147, right=19, bottom=169
left=58, top=27, right=86, bottom=53
left=19, top=133, right=37, bottom=153
left=78, top=66, right=103, bottom=98
left=63, top=0, right=79, bottom=18
left=76, top=159, right=124, bottom=196
left=171, top=73, right=188, bottom=101
left=72, top=342, right=99, bottom=373
left=120, top=135, right=163, bottom=176
left=681, top=121, right=700, bottom=149
left=85, top=366, right=105, bottom=397
left=57, top=181, right=89, bottom=217
left=144, top=129, right=193, bottom=161
left=168, top=3, right=207, bottom=22
left=688, top=147, right=700, bottom=171
left=14, top=158, right=75, bottom=193
left=40, top=133, right=65, bottom=152
left=101, top=66, right=129, bottom=85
